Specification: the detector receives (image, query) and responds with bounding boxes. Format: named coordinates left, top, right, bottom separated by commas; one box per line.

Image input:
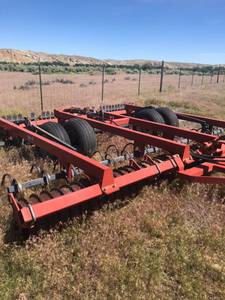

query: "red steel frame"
left=1, top=104, right=225, bottom=229
left=124, top=103, right=225, bottom=129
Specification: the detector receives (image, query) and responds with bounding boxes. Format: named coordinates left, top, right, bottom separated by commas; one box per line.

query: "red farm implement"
left=1, top=103, right=225, bottom=231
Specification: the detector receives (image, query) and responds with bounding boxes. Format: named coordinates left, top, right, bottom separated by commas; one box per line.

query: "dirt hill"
left=0, top=49, right=104, bottom=65
left=0, top=48, right=219, bottom=69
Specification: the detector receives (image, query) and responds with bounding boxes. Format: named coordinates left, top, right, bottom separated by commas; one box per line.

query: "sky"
left=0, top=0, right=225, bottom=64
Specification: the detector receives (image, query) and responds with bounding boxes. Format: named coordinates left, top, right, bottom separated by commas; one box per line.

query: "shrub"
left=124, top=76, right=131, bottom=80
left=18, top=85, right=29, bottom=91
left=26, top=80, right=36, bottom=86
left=126, top=69, right=139, bottom=74
left=18, top=80, right=37, bottom=90
left=105, top=67, right=117, bottom=75
left=55, top=78, right=74, bottom=84
left=89, top=80, right=96, bottom=85
left=80, top=83, right=87, bottom=88
left=42, top=81, right=50, bottom=86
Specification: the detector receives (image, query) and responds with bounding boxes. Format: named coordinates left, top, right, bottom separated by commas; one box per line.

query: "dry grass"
left=141, top=83, right=225, bottom=119
left=0, top=71, right=224, bottom=115
left=1, top=181, right=225, bottom=299
left=0, top=75, right=225, bottom=299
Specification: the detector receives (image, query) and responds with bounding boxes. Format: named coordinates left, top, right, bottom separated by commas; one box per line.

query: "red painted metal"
left=104, top=111, right=217, bottom=143
left=177, top=112, right=225, bottom=128
left=0, top=117, right=116, bottom=191
left=1, top=104, right=225, bottom=230
left=54, top=109, right=190, bottom=160
left=178, top=162, right=225, bottom=184
left=124, top=103, right=225, bottom=129
left=114, top=155, right=184, bottom=188
left=17, top=184, right=102, bottom=227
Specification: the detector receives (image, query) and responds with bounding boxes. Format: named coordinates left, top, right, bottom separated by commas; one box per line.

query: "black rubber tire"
left=38, top=122, right=71, bottom=158
left=134, top=108, right=165, bottom=135
left=156, top=107, right=179, bottom=127
left=63, top=119, right=96, bottom=157
left=135, top=108, right=165, bottom=124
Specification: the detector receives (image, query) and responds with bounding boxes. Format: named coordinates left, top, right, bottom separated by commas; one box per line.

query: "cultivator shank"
left=1, top=103, right=225, bottom=230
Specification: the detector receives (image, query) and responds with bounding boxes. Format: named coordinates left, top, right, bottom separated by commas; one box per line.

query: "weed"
left=80, top=83, right=87, bottom=88
left=55, top=78, right=74, bottom=84
left=144, top=96, right=200, bottom=114
left=105, top=67, right=117, bottom=75
left=89, top=80, right=96, bottom=85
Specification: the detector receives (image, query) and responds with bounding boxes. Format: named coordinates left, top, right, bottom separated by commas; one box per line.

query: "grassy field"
left=0, top=78, right=225, bottom=299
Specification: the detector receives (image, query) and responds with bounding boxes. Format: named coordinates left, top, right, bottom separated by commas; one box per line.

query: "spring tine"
left=130, top=159, right=142, bottom=170
left=30, top=164, right=42, bottom=175
left=53, top=161, right=59, bottom=171
left=1, top=173, right=12, bottom=187
left=121, top=143, right=134, bottom=156
left=105, top=144, right=120, bottom=159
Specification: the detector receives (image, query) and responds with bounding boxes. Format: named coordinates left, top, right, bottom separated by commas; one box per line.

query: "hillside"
left=0, top=49, right=104, bottom=65
left=0, top=48, right=221, bottom=69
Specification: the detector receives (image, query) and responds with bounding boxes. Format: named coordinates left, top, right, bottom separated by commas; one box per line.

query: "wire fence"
left=0, top=61, right=224, bottom=115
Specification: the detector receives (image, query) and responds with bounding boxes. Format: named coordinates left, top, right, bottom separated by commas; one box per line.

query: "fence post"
left=101, top=64, right=105, bottom=102
left=138, top=66, right=142, bottom=96
left=191, top=70, right=194, bottom=86
left=217, top=66, right=220, bottom=83
left=201, top=73, right=204, bottom=85
left=178, top=68, right=182, bottom=88
left=38, top=59, right=43, bottom=112
left=101, top=64, right=105, bottom=119
left=211, top=70, right=213, bottom=83
left=159, top=60, right=164, bottom=92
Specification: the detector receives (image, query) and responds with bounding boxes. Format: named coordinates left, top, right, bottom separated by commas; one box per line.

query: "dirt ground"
left=0, top=71, right=222, bottom=114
